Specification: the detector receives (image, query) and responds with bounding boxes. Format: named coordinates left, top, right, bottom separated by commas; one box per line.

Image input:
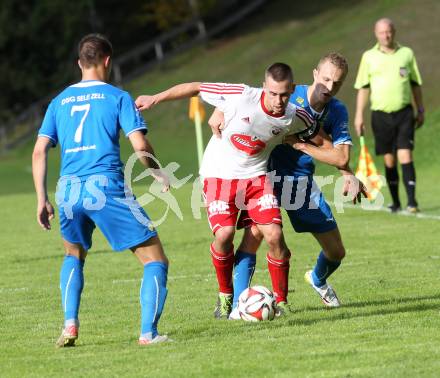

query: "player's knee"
left=250, top=225, right=264, bottom=242
left=239, top=226, right=264, bottom=253
left=65, top=247, right=87, bottom=260
left=326, top=245, right=345, bottom=261
left=155, top=255, right=169, bottom=266
left=214, top=227, right=235, bottom=247
left=263, top=224, right=284, bottom=248
left=337, top=246, right=346, bottom=260
left=65, top=252, right=85, bottom=261
left=132, top=236, right=169, bottom=265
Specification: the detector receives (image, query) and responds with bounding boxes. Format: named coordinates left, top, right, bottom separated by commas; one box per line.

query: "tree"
left=0, top=0, right=91, bottom=123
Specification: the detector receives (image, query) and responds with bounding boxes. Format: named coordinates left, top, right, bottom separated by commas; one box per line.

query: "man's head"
left=311, top=53, right=348, bottom=104
left=263, top=63, right=295, bottom=115
left=374, top=18, right=396, bottom=49
left=78, top=34, right=113, bottom=80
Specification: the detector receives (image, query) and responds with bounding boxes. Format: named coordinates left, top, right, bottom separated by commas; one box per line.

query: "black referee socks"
left=401, top=162, right=417, bottom=207
left=385, top=165, right=400, bottom=207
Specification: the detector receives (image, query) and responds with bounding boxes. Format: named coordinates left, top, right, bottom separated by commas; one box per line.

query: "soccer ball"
left=237, top=285, right=276, bottom=322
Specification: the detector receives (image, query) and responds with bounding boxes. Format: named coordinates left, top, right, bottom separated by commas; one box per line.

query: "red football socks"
left=267, top=251, right=291, bottom=303
left=210, top=244, right=234, bottom=294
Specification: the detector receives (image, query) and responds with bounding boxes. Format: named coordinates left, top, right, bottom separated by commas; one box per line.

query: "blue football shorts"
left=56, top=174, right=157, bottom=251
left=274, top=175, right=337, bottom=234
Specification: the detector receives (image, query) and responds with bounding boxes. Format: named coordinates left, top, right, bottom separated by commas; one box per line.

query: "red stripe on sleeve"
left=296, top=112, right=313, bottom=127
left=200, top=83, right=245, bottom=94
left=201, top=83, right=244, bottom=90
left=296, top=108, right=314, bottom=123
left=200, top=89, right=244, bottom=94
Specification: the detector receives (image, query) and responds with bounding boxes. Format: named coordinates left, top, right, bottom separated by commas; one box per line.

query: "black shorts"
left=371, top=105, right=415, bottom=155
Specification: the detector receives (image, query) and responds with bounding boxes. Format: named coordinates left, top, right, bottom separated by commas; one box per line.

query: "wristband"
left=417, top=107, right=425, bottom=114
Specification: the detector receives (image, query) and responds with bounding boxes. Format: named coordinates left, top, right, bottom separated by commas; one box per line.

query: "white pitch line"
left=111, top=268, right=269, bottom=285
left=328, top=201, right=440, bottom=221
left=0, top=287, right=29, bottom=293
left=2, top=270, right=270, bottom=292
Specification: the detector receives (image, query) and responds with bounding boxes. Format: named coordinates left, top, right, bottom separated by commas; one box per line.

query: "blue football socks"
left=140, top=261, right=168, bottom=339
left=233, top=250, right=256, bottom=308
left=311, top=251, right=341, bottom=287
left=60, top=255, right=85, bottom=326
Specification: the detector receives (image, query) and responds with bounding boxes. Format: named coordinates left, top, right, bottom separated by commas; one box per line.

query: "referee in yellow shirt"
left=354, top=18, right=424, bottom=213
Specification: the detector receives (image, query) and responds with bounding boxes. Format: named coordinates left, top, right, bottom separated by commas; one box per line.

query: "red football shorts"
left=203, top=175, right=282, bottom=234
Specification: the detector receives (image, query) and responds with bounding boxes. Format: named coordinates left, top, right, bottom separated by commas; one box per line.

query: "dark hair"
left=265, top=62, right=294, bottom=83
left=317, top=53, right=348, bottom=74
left=78, top=33, right=113, bottom=68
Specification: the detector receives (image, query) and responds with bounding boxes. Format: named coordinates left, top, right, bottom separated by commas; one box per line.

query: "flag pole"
left=194, top=107, right=204, bottom=169
left=189, top=97, right=206, bottom=170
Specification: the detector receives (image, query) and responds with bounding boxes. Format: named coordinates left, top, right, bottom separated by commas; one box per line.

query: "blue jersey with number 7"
left=38, top=80, right=147, bottom=178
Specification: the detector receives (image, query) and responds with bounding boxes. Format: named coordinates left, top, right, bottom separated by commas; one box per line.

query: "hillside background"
left=1, top=0, right=439, bottom=211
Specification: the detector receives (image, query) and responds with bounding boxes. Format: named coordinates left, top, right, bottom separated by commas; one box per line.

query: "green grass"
left=1, top=0, right=440, bottom=376
left=1, top=185, right=440, bottom=377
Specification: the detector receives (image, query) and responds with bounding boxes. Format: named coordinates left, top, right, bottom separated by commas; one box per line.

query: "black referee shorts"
left=371, top=105, right=415, bottom=155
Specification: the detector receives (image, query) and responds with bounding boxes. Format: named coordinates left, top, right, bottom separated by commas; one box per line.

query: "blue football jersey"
left=269, top=85, right=352, bottom=177
left=38, top=80, right=147, bottom=178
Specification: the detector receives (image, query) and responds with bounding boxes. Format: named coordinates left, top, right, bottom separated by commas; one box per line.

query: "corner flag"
left=189, top=96, right=206, bottom=169
left=355, top=136, right=384, bottom=200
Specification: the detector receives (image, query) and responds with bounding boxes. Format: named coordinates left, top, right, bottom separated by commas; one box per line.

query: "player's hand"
left=151, top=168, right=170, bottom=192
left=208, top=108, right=225, bottom=138
left=415, top=112, right=424, bottom=129
left=342, top=174, right=368, bottom=204
left=37, top=200, right=55, bottom=230
left=284, top=134, right=308, bottom=152
left=135, top=95, right=157, bottom=111
left=354, top=115, right=365, bottom=137
left=283, top=134, right=301, bottom=145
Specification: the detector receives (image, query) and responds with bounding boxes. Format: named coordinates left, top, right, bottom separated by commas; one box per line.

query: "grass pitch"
left=1, top=185, right=440, bottom=377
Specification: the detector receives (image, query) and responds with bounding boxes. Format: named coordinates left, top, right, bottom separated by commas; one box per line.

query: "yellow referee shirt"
left=354, top=43, right=422, bottom=113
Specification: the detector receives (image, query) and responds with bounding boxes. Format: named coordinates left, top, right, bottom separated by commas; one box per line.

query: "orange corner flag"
left=355, top=136, right=384, bottom=200
left=189, top=96, right=206, bottom=122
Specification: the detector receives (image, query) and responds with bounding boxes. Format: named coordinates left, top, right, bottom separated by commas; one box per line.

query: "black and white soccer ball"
left=237, top=285, right=276, bottom=322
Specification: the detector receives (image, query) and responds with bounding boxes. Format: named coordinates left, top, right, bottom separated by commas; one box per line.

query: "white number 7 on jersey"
left=71, top=104, right=91, bottom=143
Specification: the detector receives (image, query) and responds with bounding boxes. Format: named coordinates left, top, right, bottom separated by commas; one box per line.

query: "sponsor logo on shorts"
left=208, top=200, right=230, bottom=216
left=257, top=194, right=279, bottom=211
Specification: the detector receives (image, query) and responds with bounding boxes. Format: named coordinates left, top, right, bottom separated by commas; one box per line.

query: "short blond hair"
left=317, top=53, right=348, bottom=75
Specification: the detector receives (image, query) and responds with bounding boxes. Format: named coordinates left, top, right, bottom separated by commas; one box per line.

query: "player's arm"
left=338, top=163, right=368, bottom=204
left=354, top=88, right=369, bottom=137
left=128, top=130, right=170, bottom=192
left=411, top=84, right=424, bottom=128
left=208, top=107, right=225, bottom=138
left=135, top=82, right=202, bottom=111
left=285, top=129, right=349, bottom=169
left=353, top=52, right=371, bottom=137
left=32, top=137, right=55, bottom=230
left=334, top=144, right=367, bottom=204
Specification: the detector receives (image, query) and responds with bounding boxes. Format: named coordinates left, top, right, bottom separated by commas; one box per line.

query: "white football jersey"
left=199, top=83, right=315, bottom=179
